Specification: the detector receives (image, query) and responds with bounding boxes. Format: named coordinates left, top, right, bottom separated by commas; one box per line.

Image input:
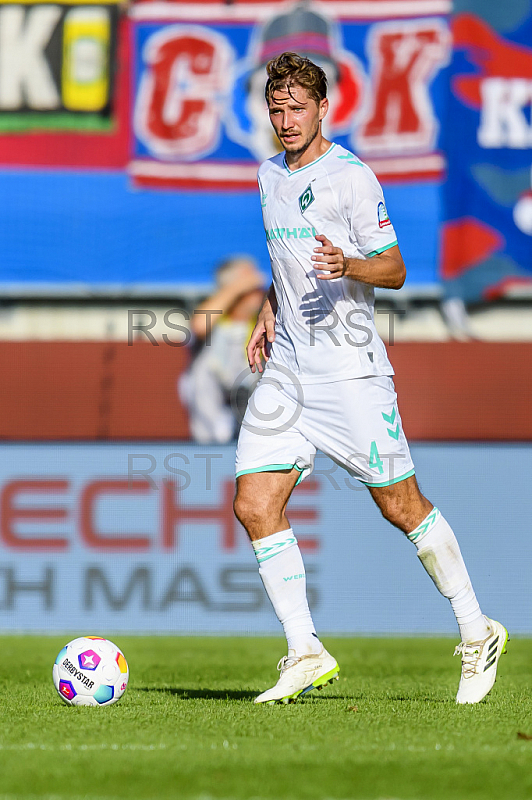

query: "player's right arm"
left=247, top=284, right=277, bottom=373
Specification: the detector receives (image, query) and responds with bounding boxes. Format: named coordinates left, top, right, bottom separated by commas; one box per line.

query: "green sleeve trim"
left=365, top=239, right=398, bottom=258
left=360, top=468, right=415, bottom=488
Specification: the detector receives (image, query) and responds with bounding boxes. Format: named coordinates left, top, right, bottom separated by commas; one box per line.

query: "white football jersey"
left=258, top=142, right=398, bottom=384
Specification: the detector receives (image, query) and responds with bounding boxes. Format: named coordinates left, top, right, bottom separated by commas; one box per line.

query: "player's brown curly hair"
left=265, top=52, right=328, bottom=106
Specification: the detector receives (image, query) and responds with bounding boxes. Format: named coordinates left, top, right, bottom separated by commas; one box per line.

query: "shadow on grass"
left=138, top=687, right=451, bottom=704
left=137, top=687, right=347, bottom=702
left=384, top=695, right=452, bottom=703
left=138, top=687, right=257, bottom=701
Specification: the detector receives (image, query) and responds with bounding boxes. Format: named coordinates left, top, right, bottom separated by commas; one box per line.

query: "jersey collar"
left=282, top=142, right=336, bottom=176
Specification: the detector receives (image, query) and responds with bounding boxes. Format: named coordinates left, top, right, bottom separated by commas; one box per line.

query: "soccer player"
left=233, top=52, right=507, bottom=705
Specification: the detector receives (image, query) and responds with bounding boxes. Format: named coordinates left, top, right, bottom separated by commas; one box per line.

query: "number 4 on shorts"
left=369, top=440, right=384, bottom=474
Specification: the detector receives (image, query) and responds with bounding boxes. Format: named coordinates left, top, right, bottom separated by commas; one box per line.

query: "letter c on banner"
left=135, top=25, right=234, bottom=159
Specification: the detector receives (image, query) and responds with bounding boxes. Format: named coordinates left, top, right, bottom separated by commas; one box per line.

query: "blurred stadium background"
left=0, top=0, right=531, bottom=638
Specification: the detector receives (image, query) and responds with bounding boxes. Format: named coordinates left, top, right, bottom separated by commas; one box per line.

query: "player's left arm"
left=312, top=234, right=406, bottom=289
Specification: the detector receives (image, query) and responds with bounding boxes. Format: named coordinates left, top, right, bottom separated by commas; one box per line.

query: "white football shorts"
left=235, top=372, right=415, bottom=487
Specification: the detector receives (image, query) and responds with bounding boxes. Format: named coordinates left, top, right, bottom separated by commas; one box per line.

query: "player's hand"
left=312, top=234, right=348, bottom=280
left=247, top=306, right=275, bottom=373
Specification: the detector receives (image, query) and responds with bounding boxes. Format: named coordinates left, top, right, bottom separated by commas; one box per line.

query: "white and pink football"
left=53, top=636, right=129, bottom=706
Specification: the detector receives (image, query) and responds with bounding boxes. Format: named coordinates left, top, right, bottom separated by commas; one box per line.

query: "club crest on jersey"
left=299, top=184, right=315, bottom=214
left=378, top=201, right=391, bottom=228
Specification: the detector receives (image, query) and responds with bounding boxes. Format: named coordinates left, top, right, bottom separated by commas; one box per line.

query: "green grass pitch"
left=0, top=635, right=531, bottom=800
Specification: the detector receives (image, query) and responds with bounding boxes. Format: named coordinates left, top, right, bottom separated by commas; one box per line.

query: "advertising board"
left=0, top=442, right=528, bottom=635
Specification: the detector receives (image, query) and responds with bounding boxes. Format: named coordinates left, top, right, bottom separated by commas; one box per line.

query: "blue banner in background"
left=441, top=0, right=532, bottom=302
left=0, top=172, right=439, bottom=290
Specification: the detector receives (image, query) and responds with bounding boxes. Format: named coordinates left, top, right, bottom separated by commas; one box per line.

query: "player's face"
left=267, top=84, right=328, bottom=157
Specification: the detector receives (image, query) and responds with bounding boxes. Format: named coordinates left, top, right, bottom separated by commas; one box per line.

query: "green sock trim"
left=407, top=507, right=441, bottom=543
left=253, top=534, right=297, bottom=563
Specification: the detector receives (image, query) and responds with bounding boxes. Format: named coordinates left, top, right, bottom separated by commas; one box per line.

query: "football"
left=52, top=636, right=129, bottom=706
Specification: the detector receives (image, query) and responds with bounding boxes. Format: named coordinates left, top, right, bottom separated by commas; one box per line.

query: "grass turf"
left=0, top=636, right=530, bottom=800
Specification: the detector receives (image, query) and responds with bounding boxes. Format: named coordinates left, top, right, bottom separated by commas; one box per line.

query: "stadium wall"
left=1, top=341, right=530, bottom=440
left=0, top=442, right=528, bottom=635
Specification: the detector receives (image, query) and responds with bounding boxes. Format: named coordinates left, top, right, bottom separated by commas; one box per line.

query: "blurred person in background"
left=179, top=256, right=265, bottom=443
left=440, top=294, right=476, bottom=341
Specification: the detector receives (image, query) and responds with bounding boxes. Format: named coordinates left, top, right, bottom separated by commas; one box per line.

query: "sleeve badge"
left=378, top=201, right=391, bottom=228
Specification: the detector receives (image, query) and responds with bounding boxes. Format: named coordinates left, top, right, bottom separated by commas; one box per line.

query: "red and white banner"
left=130, top=0, right=451, bottom=189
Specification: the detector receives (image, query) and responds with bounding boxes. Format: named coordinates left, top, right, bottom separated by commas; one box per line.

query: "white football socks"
left=407, top=508, right=491, bottom=644
left=252, top=528, right=322, bottom=656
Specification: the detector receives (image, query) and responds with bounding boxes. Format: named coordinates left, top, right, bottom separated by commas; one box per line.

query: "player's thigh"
left=235, top=377, right=316, bottom=483
left=300, top=376, right=415, bottom=487
left=234, top=468, right=300, bottom=536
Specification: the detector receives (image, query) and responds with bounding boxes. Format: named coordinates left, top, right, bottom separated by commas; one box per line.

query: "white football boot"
left=254, top=648, right=339, bottom=705
left=455, top=617, right=509, bottom=704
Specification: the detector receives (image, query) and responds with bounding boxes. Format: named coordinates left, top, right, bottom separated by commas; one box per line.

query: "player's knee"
left=233, top=489, right=284, bottom=535
left=233, top=491, right=250, bottom=527
left=233, top=491, right=266, bottom=531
